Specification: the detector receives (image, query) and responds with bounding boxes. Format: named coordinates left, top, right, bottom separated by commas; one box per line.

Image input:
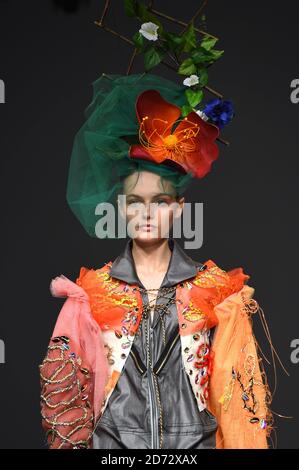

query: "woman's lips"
left=139, top=224, right=157, bottom=230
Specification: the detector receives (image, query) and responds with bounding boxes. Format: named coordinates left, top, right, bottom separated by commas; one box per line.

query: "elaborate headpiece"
left=66, top=1, right=235, bottom=237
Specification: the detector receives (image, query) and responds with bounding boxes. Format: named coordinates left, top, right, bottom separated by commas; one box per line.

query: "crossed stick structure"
left=95, top=0, right=229, bottom=146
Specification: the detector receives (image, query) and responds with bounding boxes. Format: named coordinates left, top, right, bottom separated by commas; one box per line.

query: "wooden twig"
left=99, top=0, right=111, bottom=25
left=127, top=48, right=137, bottom=75
left=216, top=136, right=229, bottom=146
left=94, top=21, right=134, bottom=45
left=205, top=85, right=223, bottom=99
left=179, top=0, right=209, bottom=35
left=148, top=7, right=217, bottom=40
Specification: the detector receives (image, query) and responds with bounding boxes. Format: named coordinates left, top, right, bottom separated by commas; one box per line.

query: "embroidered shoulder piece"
left=75, top=263, right=143, bottom=334
left=192, top=259, right=250, bottom=306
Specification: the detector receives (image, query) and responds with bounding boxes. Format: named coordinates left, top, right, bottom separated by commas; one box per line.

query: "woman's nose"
left=141, top=202, right=158, bottom=219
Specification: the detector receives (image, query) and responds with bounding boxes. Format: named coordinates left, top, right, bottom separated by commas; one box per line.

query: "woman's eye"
left=126, top=199, right=170, bottom=207
left=127, top=200, right=143, bottom=207
left=156, top=199, right=169, bottom=206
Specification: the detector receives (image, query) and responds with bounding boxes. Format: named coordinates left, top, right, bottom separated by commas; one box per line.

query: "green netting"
left=66, top=72, right=194, bottom=238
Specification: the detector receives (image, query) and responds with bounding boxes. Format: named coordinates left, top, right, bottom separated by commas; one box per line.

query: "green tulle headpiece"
left=66, top=73, right=195, bottom=238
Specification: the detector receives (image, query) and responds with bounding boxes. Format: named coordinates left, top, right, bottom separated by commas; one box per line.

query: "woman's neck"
left=131, top=238, right=172, bottom=275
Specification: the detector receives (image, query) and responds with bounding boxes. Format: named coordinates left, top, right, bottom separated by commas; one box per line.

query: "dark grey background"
left=0, top=0, right=298, bottom=448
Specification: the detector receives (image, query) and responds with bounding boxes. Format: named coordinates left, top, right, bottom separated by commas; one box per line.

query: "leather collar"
left=109, top=238, right=205, bottom=287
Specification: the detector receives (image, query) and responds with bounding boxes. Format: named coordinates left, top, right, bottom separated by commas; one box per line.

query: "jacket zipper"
left=154, top=332, right=179, bottom=375
left=130, top=350, right=145, bottom=374
left=147, top=314, right=160, bottom=449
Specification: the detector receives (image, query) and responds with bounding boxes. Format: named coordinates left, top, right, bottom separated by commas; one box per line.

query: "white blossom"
left=183, top=74, right=199, bottom=87
left=139, top=22, right=159, bottom=41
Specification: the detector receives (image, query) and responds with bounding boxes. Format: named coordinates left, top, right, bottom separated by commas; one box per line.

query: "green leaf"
left=198, top=67, right=208, bottom=86
left=185, top=88, right=203, bottom=107
left=201, top=36, right=218, bottom=51
left=163, top=31, right=184, bottom=53
left=191, top=47, right=209, bottom=64
left=210, top=49, right=224, bottom=61
left=178, top=58, right=197, bottom=75
left=124, top=0, right=138, bottom=17
left=181, top=21, right=197, bottom=52
left=144, top=46, right=165, bottom=71
left=191, top=46, right=224, bottom=65
left=132, top=31, right=145, bottom=51
left=181, top=104, right=193, bottom=117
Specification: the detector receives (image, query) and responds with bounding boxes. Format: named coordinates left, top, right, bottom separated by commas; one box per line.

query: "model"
left=39, top=2, right=280, bottom=449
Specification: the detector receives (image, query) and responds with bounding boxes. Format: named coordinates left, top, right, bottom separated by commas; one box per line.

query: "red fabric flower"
left=129, top=90, right=220, bottom=178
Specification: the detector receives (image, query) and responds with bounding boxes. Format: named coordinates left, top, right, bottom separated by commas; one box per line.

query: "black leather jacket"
left=93, top=238, right=218, bottom=449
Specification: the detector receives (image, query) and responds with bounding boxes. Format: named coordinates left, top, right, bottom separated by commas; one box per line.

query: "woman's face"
left=119, top=170, right=184, bottom=242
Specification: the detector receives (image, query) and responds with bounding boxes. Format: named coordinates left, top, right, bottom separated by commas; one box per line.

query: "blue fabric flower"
left=202, top=99, right=234, bottom=129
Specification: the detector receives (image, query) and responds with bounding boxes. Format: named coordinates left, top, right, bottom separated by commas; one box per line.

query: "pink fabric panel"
left=49, top=274, right=109, bottom=421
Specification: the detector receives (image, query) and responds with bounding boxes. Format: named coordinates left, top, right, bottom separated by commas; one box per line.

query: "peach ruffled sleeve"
left=38, top=270, right=109, bottom=449
left=207, top=283, right=272, bottom=448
